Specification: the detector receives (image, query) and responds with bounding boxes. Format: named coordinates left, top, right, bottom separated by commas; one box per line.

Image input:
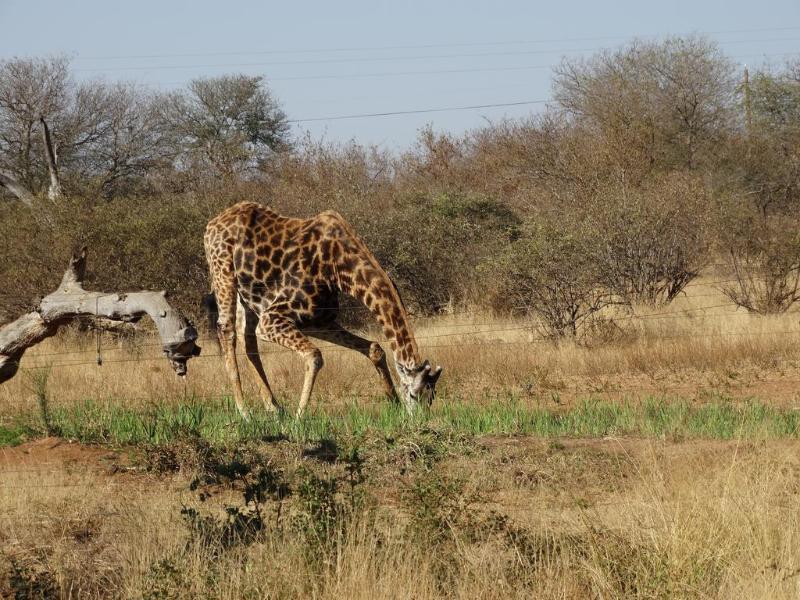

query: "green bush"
left=484, top=216, right=615, bottom=338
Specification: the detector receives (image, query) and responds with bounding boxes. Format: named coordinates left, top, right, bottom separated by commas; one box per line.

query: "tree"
left=715, top=197, right=800, bottom=314
left=160, top=75, right=290, bottom=179
left=554, top=36, right=737, bottom=175
left=71, top=84, right=176, bottom=198
left=485, top=217, right=615, bottom=338
left=0, top=248, right=201, bottom=383
left=0, top=56, right=70, bottom=200
left=587, top=174, right=712, bottom=305
left=0, top=56, right=169, bottom=201
left=725, top=62, right=800, bottom=218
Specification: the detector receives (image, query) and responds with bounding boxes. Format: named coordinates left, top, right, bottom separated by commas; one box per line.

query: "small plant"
left=23, top=367, right=58, bottom=437
left=337, top=437, right=367, bottom=511
left=293, top=468, right=341, bottom=552
left=181, top=452, right=291, bottom=555
left=5, top=551, right=59, bottom=600
left=403, top=470, right=471, bottom=546
left=142, top=557, right=188, bottom=600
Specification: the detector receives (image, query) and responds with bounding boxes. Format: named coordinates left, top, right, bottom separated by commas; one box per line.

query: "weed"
left=0, top=424, right=30, bottom=447
left=178, top=448, right=293, bottom=562
left=23, top=367, right=58, bottom=437
left=142, top=557, right=189, bottom=600
left=4, top=551, right=58, bottom=600
left=293, top=467, right=342, bottom=557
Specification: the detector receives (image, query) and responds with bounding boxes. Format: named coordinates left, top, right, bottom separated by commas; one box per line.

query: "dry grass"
left=2, top=436, right=800, bottom=598
left=3, top=277, right=800, bottom=417
left=3, top=276, right=800, bottom=597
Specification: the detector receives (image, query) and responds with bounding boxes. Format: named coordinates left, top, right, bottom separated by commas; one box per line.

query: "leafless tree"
left=587, top=174, right=712, bottom=305
left=0, top=57, right=180, bottom=201
left=70, top=84, right=176, bottom=197
left=0, top=56, right=70, bottom=200
left=486, top=218, right=617, bottom=338
left=554, top=36, right=737, bottom=174
left=0, top=247, right=201, bottom=383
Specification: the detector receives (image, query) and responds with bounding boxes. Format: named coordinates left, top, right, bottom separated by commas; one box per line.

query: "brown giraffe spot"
left=254, top=259, right=270, bottom=280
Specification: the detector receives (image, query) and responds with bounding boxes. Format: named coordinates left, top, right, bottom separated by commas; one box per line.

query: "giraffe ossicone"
left=203, top=201, right=443, bottom=419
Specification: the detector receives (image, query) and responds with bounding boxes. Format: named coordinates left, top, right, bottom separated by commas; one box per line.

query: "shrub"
left=363, top=191, right=521, bottom=313
left=484, top=216, right=616, bottom=338
left=0, top=194, right=225, bottom=324
left=716, top=200, right=800, bottom=314
left=588, top=174, right=712, bottom=305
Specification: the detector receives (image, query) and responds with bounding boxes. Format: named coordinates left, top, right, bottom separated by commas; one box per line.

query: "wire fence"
left=2, top=276, right=800, bottom=417
left=5, top=293, right=795, bottom=370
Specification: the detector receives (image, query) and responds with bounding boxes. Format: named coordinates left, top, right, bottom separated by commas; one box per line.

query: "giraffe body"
left=204, top=201, right=442, bottom=418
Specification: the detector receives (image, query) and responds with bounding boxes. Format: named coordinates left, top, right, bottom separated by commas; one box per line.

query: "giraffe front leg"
left=218, top=320, right=250, bottom=421
left=297, top=348, right=324, bottom=418
left=308, top=322, right=398, bottom=403
left=257, top=314, right=323, bottom=419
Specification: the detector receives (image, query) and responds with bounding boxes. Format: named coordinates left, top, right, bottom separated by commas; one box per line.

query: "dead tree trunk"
left=39, top=117, right=63, bottom=200
left=0, top=247, right=201, bottom=384
left=0, top=168, right=35, bottom=207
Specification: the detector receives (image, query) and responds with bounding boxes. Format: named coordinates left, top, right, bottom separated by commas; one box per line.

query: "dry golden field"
left=3, top=276, right=800, bottom=598
left=3, top=275, right=800, bottom=413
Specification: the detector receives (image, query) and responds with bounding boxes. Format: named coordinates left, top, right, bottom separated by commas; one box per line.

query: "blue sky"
left=1, top=0, right=799, bottom=149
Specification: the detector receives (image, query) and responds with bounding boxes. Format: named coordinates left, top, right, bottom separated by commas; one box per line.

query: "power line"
left=225, top=63, right=555, bottom=83
left=286, top=100, right=550, bottom=123
left=3, top=303, right=753, bottom=362
left=13, top=319, right=800, bottom=372
left=72, top=25, right=800, bottom=61
left=3, top=293, right=746, bottom=361
left=69, top=46, right=629, bottom=72
left=71, top=37, right=800, bottom=73
left=128, top=51, right=800, bottom=90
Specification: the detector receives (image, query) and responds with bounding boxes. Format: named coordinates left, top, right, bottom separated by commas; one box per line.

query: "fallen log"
left=0, top=247, right=201, bottom=384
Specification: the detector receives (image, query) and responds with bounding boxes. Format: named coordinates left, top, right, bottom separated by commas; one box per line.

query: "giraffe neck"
left=371, top=286, right=420, bottom=369
left=335, top=251, right=420, bottom=369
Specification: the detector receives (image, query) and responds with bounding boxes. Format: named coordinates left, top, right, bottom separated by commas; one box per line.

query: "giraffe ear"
left=429, top=365, right=443, bottom=385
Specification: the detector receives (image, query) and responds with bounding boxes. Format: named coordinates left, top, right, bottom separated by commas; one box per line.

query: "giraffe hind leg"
left=211, top=279, right=250, bottom=420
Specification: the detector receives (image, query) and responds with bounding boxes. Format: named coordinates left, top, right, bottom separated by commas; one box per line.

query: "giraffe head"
left=396, top=359, right=443, bottom=414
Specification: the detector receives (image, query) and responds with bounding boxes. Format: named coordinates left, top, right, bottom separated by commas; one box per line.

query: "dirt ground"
left=3, top=434, right=799, bottom=514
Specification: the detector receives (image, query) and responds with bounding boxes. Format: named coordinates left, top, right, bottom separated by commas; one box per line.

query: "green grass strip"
left=3, top=394, right=800, bottom=447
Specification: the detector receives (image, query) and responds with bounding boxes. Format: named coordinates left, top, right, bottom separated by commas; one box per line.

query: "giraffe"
left=203, top=201, right=442, bottom=419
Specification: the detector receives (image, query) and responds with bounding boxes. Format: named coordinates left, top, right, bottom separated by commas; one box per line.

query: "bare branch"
left=0, top=168, right=35, bottom=207
left=39, top=116, right=63, bottom=200
left=0, top=248, right=201, bottom=384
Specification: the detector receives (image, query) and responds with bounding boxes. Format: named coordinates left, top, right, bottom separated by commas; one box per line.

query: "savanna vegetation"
left=1, top=36, right=799, bottom=330
left=3, top=35, right=800, bottom=599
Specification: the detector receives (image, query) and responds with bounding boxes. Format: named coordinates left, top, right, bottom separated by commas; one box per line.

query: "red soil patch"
left=0, top=437, right=128, bottom=474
